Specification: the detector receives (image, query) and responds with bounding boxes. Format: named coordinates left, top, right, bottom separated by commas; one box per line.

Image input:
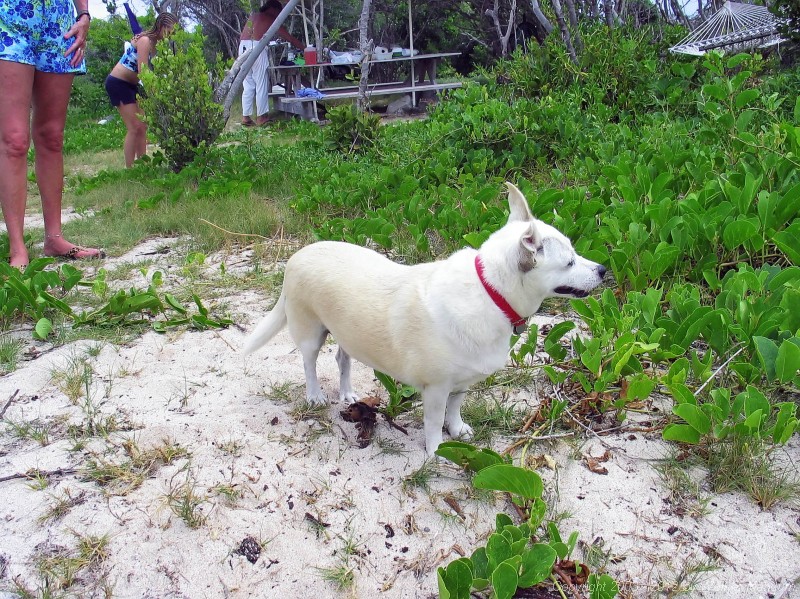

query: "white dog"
left=243, top=183, right=606, bottom=454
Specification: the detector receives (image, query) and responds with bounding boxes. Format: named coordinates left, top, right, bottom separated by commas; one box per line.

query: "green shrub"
left=139, top=29, right=225, bottom=171
left=324, top=104, right=381, bottom=154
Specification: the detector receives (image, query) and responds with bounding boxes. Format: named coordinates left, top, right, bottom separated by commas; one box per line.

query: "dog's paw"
left=339, top=391, right=360, bottom=404
left=306, top=391, right=329, bottom=406
left=425, top=435, right=444, bottom=457
left=447, top=421, right=474, bottom=440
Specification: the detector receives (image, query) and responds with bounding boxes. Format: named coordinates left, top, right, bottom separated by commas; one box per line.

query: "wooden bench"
left=271, top=52, right=462, bottom=120
left=278, top=81, right=462, bottom=104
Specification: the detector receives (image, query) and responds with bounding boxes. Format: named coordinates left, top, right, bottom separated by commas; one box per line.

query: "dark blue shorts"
left=105, top=74, right=139, bottom=107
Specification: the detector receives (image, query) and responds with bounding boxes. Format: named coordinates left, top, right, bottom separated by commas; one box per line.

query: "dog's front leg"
left=335, top=347, right=360, bottom=404
left=445, top=391, right=473, bottom=440
left=422, top=384, right=451, bottom=455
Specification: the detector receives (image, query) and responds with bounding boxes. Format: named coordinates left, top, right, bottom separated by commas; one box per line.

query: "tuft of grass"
left=655, top=460, right=711, bottom=518
left=39, top=489, right=87, bottom=523
left=25, top=469, right=51, bottom=491
left=0, top=335, right=24, bottom=374
left=50, top=353, right=94, bottom=405
left=317, top=564, right=355, bottom=592
left=217, top=438, right=244, bottom=457
left=150, top=438, right=190, bottom=464
left=461, top=395, right=527, bottom=445
left=212, top=483, right=243, bottom=506
left=4, top=418, right=53, bottom=446
left=657, top=555, right=719, bottom=597
left=375, top=436, right=409, bottom=457
left=81, top=438, right=184, bottom=495
left=263, top=382, right=304, bottom=404
left=30, top=532, right=110, bottom=594
left=163, top=469, right=208, bottom=529
left=707, top=438, right=800, bottom=509
left=401, top=459, right=439, bottom=494
left=290, top=401, right=333, bottom=441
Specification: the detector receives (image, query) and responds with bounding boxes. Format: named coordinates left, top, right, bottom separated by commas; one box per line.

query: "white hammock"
left=669, top=1, right=784, bottom=56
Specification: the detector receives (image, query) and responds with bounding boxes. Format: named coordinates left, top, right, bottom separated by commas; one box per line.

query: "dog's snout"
left=597, top=264, right=607, bottom=279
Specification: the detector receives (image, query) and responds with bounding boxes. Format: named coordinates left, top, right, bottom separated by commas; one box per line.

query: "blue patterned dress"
left=0, top=0, right=86, bottom=73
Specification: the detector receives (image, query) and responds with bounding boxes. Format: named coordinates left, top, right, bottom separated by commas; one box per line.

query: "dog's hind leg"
left=335, top=347, right=360, bottom=404
left=444, top=391, right=473, bottom=440
left=422, top=384, right=451, bottom=455
left=292, top=323, right=329, bottom=406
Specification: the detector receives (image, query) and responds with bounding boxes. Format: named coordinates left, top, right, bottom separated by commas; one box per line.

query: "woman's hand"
left=64, top=15, right=90, bottom=67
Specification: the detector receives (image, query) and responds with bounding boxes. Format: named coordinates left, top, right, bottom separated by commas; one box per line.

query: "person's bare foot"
left=8, top=252, right=29, bottom=268
left=43, top=235, right=105, bottom=261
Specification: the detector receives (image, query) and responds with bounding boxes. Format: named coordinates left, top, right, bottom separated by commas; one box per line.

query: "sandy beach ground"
left=1, top=228, right=799, bottom=599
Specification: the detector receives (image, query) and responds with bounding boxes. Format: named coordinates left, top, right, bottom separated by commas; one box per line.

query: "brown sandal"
left=49, top=246, right=106, bottom=261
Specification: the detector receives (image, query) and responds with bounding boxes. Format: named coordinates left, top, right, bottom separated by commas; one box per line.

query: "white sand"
left=1, top=239, right=798, bottom=598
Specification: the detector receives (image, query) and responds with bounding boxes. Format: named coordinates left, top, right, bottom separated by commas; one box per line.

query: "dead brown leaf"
left=340, top=400, right=378, bottom=448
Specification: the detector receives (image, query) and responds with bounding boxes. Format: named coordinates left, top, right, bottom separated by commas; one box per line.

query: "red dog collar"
left=474, top=255, right=527, bottom=334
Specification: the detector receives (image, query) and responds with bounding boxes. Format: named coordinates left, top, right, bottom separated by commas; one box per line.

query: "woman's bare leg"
left=117, top=101, right=147, bottom=167
left=32, top=70, right=101, bottom=258
left=0, top=60, right=35, bottom=266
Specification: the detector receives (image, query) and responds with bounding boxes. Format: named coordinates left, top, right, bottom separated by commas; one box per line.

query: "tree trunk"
left=550, top=0, right=578, bottom=64
left=528, top=0, right=555, bottom=37
left=483, top=0, right=518, bottom=56
left=216, top=0, right=302, bottom=121
left=603, top=0, right=614, bottom=27
left=562, top=0, right=582, bottom=51
left=357, top=0, right=373, bottom=111
left=669, top=0, right=690, bottom=26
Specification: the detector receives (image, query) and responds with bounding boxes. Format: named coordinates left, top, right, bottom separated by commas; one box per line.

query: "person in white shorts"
left=239, top=0, right=302, bottom=126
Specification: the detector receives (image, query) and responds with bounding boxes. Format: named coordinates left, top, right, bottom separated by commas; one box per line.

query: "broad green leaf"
left=435, top=442, right=506, bottom=472
left=743, top=409, right=763, bottom=431
left=773, top=223, right=800, bottom=266
left=775, top=182, right=800, bottom=224
left=437, top=568, right=450, bottom=599
left=33, top=318, right=53, bottom=340
left=165, top=294, right=187, bottom=314
left=743, top=386, right=770, bottom=418
left=486, top=533, right=513, bottom=573
left=495, top=513, right=514, bottom=531
left=470, top=547, right=489, bottom=580
left=491, top=560, right=519, bottom=599
left=589, top=573, right=620, bottom=599
left=702, top=83, right=727, bottom=102
left=663, top=423, right=702, bottom=444
left=673, top=404, right=711, bottom=434
left=722, top=219, right=758, bottom=250
left=775, top=339, right=800, bottom=384
left=473, top=465, right=543, bottom=500
left=754, top=336, right=779, bottom=382
left=518, top=543, right=557, bottom=587
left=772, top=403, right=799, bottom=445
left=438, top=559, right=472, bottom=599
left=734, top=89, right=759, bottom=109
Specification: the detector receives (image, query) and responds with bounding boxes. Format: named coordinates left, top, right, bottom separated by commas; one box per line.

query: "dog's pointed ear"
left=506, top=182, right=534, bottom=223
left=518, top=222, right=542, bottom=271
left=521, top=221, right=542, bottom=253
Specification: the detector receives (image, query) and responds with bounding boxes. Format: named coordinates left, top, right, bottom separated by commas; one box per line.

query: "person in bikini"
left=0, top=0, right=105, bottom=266
left=239, top=1, right=303, bottom=126
left=104, top=12, right=177, bottom=167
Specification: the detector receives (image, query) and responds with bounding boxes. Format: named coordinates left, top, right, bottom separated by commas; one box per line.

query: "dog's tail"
left=242, top=292, right=288, bottom=355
